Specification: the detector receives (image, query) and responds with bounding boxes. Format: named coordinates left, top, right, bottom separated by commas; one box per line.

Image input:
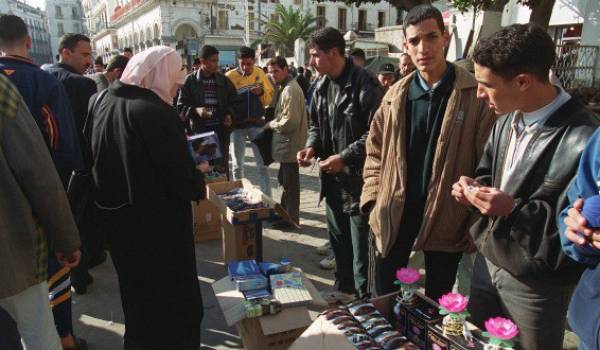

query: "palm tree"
left=258, top=4, right=322, bottom=57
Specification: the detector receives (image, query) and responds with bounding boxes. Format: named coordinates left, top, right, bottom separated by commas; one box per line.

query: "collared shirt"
left=500, top=86, right=571, bottom=190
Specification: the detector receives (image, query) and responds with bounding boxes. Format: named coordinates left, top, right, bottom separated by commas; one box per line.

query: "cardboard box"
left=212, top=270, right=327, bottom=350
left=221, top=219, right=261, bottom=262
left=192, top=199, right=222, bottom=242
left=428, top=323, right=486, bottom=350
left=207, top=179, right=297, bottom=226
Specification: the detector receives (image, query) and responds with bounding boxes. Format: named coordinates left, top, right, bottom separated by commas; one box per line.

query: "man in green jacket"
left=265, top=56, right=308, bottom=229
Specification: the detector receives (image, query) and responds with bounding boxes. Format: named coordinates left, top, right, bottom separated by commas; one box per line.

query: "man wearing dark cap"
left=377, top=63, right=396, bottom=92
left=349, top=48, right=366, bottom=67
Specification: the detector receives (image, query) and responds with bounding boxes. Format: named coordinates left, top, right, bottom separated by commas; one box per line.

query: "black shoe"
left=67, top=336, right=88, bottom=350
left=88, top=250, right=107, bottom=269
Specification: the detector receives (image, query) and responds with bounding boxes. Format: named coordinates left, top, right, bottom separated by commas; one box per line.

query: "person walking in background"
left=93, top=56, right=104, bottom=73
left=0, top=72, right=82, bottom=350
left=265, top=56, right=308, bottom=229
left=452, top=24, right=599, bottom=349
left=177, top=45, right=238, bottom=176
left=376, top=63, right=396, bottom=92
left=298, top=27, right=383, bottom=302
left=362, top=5, right=495, bottom=300
left=89, top=46, right=206, bottom=350
left=90, top=55, right=129, bottom=92
left=349, top=48, right=367, bottom=67
left=226, top=46, right=274, bottom=195
left=122, top=47, right=133, bottom=58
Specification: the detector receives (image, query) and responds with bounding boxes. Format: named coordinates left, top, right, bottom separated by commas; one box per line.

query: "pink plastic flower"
left=395, top=267, right=420, bottom=284
left=438, top=293, right=469, bottom=313
left=485, top=317, right=519, bottom=340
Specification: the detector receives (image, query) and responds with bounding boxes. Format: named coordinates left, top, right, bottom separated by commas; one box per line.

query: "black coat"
left=471, top=97, right=600, bottom=285
left=306, top=59, right=384, bottom=214
left=176, top=70, right=239, bottom=134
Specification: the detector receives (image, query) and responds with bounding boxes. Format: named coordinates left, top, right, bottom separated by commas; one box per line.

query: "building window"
left=55, top=6, right=63, bottom=19
left=338, top=8, right=347, bottom=32
left=378, top=11, right=385, bottom=28
left=72, top=6, right=78, bottom=18
left=218, top=10, right=228, bottom=30
left=316, top=6, right=325, bottom=28
left=293, top=0, right=301, bottom=4
left=249, top=12, right=255, bottom=32
left=57, top=23, right=64, bottom=36
left=358, top=9, right=367, bottom=31
left=270, top=13, right=278, bottom=22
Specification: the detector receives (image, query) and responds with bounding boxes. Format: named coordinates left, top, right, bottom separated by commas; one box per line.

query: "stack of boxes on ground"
left=291, top=293, right=493, bottom=350
left=207, top=178, right=297, bottom=262
left=212, top=259, right=327, bottom=350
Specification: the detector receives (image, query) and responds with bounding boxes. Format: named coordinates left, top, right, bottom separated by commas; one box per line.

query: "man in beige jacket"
left=265, top=56, right=308, bottom=228
left=360, top=5, right=495, bottom=299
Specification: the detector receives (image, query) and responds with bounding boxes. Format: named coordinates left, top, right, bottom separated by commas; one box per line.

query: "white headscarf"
left=120, top=46, right=186, bottom=104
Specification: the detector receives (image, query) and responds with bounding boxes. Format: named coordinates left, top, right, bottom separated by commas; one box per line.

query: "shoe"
left=319, top=290, right=356, bottom=304
left=319, top=255, right=336, bottom=270
left=88, top=250, right=107, bottom=269
left=316, top=241, right=331, bottom=256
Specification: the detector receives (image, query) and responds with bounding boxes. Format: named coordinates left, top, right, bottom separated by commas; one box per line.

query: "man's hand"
left=564, top=198, right=600, bottom=250
left=196, top=161, right=210, bottom=173
left=195, top=107, right=212, bottom=118
left=452, top=176, right=479, bottom=206
left=56, top=250, right=81, bottom=268
left=250, top=85, right=263, bottom=96
left=223, top=114, right=232, bottom=128
left=319, top=154, right=345, bottom=174
left=463, top=186, right=514, bottom=217
left=263, top=121, right=272, bottom=130
left=297, top=147, right=315, bottom=167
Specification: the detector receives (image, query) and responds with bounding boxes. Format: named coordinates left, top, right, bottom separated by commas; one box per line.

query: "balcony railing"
left=111, top=0, right=142, bottom=22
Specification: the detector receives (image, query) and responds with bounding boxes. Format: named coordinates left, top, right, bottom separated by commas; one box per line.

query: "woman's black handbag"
left=66, top=89, right=108, bottom=223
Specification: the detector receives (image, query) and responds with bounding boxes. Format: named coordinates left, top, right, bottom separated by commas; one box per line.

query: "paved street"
left=71, top=145, right=579, bottom=349
left=72, top=146, right=333, bottom=349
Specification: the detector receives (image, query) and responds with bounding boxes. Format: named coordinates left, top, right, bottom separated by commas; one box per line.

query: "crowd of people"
left=1, top=3, right=600, bottom=350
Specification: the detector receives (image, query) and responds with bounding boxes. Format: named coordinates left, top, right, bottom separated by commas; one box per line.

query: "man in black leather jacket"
left=298, top=27, right=383, bottom=300
left=452, top=24, right=600, bottom=350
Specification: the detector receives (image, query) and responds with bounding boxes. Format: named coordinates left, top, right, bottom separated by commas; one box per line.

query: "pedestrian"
left=93, top=56, right=104, bottom=73
left=226, top=46, right=275, bottom=195
left=44, top=33, right=102, bottom=298
left=376, top=63, right=396, bottom=92
left=288, top=61, right=298, bottom=77
left=349, top=48, right=367, bottom=67
left=90, top=54, right=129, bottom=92
left=362, top=5, right=495, bottom=300
left=90, top=46, right=206, bottom=350
left=122, top=47, right=133, bottom=58
left=297, top=27, right=383, bottom=302
left=265, top=56, right=308, bottom=229
left=452, top=24, right=600, bottom=350
left=177, top=45, right=238, bottom=176
left=398, top=52, right=415, bottom=77
left=295, top=66, right=310, bottom=99
left=0, top=72, right=82, bottom=350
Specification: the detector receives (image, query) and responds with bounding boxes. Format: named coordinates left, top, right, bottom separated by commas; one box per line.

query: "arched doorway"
left=174, top=22, right=200, bottom=66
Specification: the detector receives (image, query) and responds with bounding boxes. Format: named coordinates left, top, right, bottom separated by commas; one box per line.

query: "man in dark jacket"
left=0, top=16, right=88, bottom=350
left=297, top=27, right=383, bottom=301
left=452, top=24, right=600, bottom=349
left=177, top=45, right=238, bottom=176
left=44, top=34, right=102, bottom=303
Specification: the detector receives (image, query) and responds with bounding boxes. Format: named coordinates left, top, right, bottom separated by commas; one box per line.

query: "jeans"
left=469, top=253, right=573, bottom=350
left=230, top=127, right=271, bottom=196
left=278, top=163, right=300, bottom=223
left=0, top=282, right=62, bottom=350
left=325, top=192, right=370, bottom=297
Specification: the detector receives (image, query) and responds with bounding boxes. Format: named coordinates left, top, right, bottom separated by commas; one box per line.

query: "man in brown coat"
left=360, top=5, right=495, bottom=299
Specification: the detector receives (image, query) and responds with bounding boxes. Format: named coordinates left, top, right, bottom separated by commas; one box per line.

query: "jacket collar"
left=408, top=63, right=456, bottom=101
left=315, top=58, right=357, bottom=94
left=55, top=62, right=81, bottom=75
left=0, top=55, right=37, bottom=67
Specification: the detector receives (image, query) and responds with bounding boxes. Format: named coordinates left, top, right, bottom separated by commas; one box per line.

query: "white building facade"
left=83, top=0, right=399, bottom=67
left=0, top=0, right=53, bottom=64
left=46, top=0, right=86, bottom=62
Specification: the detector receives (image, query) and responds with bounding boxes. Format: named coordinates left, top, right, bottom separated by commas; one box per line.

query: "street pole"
left=244, top=0, right=249, bottom=46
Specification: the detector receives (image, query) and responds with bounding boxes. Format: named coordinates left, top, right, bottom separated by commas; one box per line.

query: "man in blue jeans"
left=226, top=46, right=274, bottom=195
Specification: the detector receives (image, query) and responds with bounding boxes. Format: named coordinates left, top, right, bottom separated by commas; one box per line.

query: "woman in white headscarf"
left=89, top=46, right=205, bottom=350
